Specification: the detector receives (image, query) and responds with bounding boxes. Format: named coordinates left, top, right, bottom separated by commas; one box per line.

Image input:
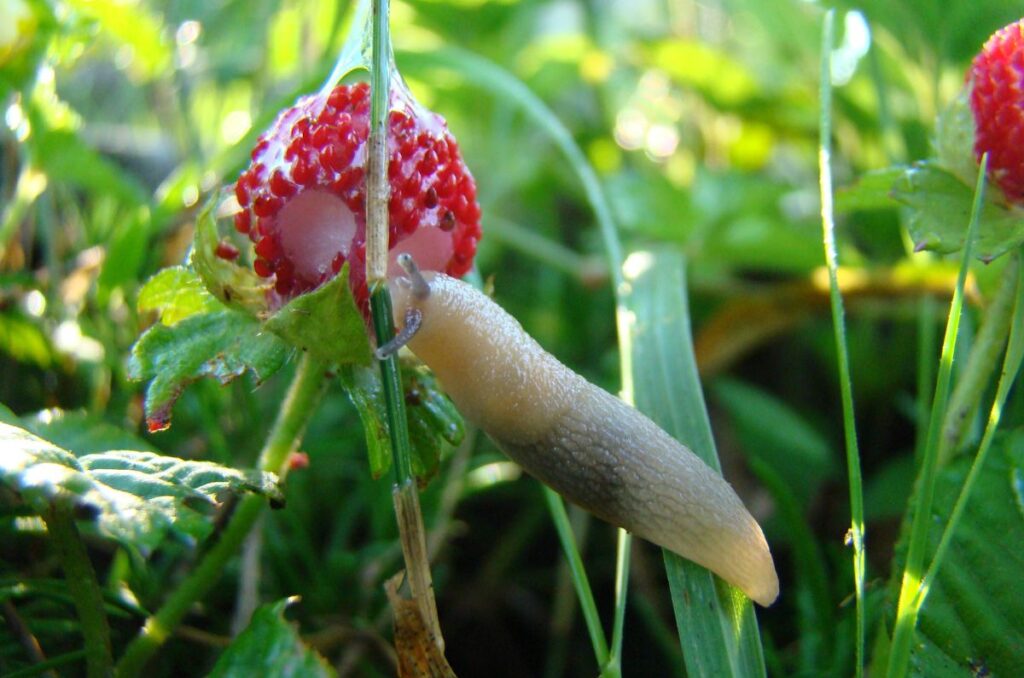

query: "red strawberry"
left=233, top=82, right=481, bottom=310
left=969, top=19, right=1024, bottom=204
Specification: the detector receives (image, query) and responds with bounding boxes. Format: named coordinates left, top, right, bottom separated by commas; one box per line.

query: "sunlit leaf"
left=63, top=0, right=172, bottom=79
left=192, top=193, right=270, bottom=316
left=0, top=0, right=56, bottom=98
left=138, top=266, right=223, bottom=326
left=127, top=310, right=288, bottom=432
left=208, top=599, right=335, bottom=678
left=0, top=422, right=282, bottom=552
left=263, top=264, right=373, bottom=367
left=836, top=167, right=906, bottom=213
left=650, top=39, right=759, bottom=107
left=891, top=162, right=1024, bottom=261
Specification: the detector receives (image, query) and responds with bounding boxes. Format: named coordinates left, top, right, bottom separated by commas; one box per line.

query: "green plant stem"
left=915, top=295, right=938, bottom=464
left=370, top=289, right=414, bottom=484
left=116, top=354, right=327, bottom=677
left=818, top=12, right=866, bottom=678
left=920, top=250, right=1023, bottom=608
left=937, top=255, right=1019, bottom=465
left=44, top=505, right=112, bottom=678
left=607, top=530, right=631, bottom=673
left=543, top=487, right=609, bottom=667
left=885, top=157, right=987, bottom=678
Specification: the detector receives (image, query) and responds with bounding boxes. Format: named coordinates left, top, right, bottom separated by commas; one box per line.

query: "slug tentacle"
left=375, top=307, right=423, bottom=359
left=388, top=265, right=779, bottom=607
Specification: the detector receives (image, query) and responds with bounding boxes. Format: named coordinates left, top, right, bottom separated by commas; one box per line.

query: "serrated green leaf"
left=0, top=422, right=282, bottom=552
left=209, top=598, right=336, bottom=677
left=263, top=264, right=372, bottom=367
left=835, top=167, right=906, bottom=213
left=339, top=363, right=463, bottom=483
left=883, top=432, right=1024, bottom=677
left=138, top=266, right=223, bottom=326
left=192, top=193, right=270, bottom=315
left=892, top=162, right=1024, bottom=261
left=128, top=310, right=288, bottom=432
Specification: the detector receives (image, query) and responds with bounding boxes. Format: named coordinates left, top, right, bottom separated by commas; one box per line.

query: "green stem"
left=937, top=255, right=1019, bottom=465
left=370, top=288, right=413, bottom=484
left=116, top=354, right=327, bottom=677
left=885, top=156, right=987, bottom=678
left=606, top=529, right=631, bottom=674
left=45, top=505, right=112, bottom=678
left=818, top=12, right=866, bottom=678
left=915, top=295, right=938, bottom=464
left=543, top=487, right=609, bottom=667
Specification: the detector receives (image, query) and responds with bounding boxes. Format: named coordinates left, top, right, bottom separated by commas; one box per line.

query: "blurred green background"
left=2, top=0, right=1023, bottom=675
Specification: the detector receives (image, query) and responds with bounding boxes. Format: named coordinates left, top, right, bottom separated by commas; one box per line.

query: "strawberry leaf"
left=882, top=432, right=1024, bottom=677
left=208, top=599, right=335, bottom=678
left=835, top=167, right=906, bottom=213
left=891, top=161, right=1024, bottom=261
left=340, top=363, right=464, bottom=483
left=192, top=193, right=270, bottom=316
left=138, top=266, right=222, bottom=326
left=128, top=310, right=288, bottom=432
left=0, top=421, right=283, bottom=553
left=263, top=263, right=372, bottom=367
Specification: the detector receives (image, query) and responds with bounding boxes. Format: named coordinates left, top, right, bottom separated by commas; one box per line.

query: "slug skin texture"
left=390, top=272, right=779, bottom=607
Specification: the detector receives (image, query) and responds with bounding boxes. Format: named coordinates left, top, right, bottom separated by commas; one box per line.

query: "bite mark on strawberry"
left=233, top=82, right=481, bottom=311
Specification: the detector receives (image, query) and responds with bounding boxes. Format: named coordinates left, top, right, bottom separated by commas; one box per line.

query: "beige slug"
left=385, top=257, right=779, bottom=607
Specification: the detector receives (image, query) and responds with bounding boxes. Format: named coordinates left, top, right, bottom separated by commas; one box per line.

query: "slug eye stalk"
left=386, top=256, right=780, bottom=607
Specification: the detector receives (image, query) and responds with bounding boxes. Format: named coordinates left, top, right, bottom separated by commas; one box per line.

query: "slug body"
left=389, top=271, right=779, bottom=607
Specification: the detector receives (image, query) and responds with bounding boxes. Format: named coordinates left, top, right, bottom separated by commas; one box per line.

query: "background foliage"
left=1, top=0, right=1022, bottom=676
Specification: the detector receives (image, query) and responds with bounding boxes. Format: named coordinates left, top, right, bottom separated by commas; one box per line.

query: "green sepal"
left=191, top=192, right=270, bottom=316
left=263, top=263, right=373, bottom=367
left=340, top=362, right=464, bottom=484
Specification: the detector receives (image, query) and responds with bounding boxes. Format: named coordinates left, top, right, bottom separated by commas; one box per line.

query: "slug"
left=383, top=255, right=779, bottom=607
